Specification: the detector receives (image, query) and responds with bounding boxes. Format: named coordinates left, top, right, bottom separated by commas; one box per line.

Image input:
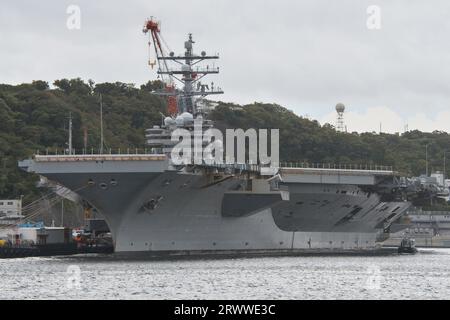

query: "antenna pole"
left=100, top=94, right=104, bottom=154
left=61, top=199, right=64, bottom=227
left=83, top=127, right=88, bottom=151
left=444, top=151, right=446, bottom=181
left=68, top=112, right=73, bottom=154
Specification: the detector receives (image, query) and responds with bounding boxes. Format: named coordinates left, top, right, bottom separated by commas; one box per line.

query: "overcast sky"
left=1, top=0, right=450, bottom=133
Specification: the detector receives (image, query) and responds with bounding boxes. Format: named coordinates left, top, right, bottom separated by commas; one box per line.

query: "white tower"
left=335, top=102, right=345, bottom=132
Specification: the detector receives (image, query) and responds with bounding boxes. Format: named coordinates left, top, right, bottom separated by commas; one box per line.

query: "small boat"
left=398, top=238, right=418, bottom=254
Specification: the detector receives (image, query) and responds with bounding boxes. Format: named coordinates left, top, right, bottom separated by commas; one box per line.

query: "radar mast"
left=143, top=18, right=224, bottom=116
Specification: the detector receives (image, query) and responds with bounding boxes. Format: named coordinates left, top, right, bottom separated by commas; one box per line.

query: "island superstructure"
left=18, top=18, right=412, bottom=256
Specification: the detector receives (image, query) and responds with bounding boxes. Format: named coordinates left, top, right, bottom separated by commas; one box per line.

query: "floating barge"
left=0, top=243, right=79, bottom=258
left=0, top=223, right=113, bottom=259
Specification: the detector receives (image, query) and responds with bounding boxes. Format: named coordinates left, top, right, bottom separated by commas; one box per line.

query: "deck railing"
left=279, top=162, right=393, bottom=172
left=35, top=148, right=156, bottom=156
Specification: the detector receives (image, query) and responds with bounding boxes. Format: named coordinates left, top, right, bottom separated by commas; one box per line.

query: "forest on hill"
left=1, top=78, right=450, bottom=205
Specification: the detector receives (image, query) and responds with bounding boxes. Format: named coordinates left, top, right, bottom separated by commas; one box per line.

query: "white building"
left=431, top=172, right=445, bottom=187
left=0, top=199, right=22, bottom=217
left=0, top=226, right=71, bottom=245
left=445, top=179, right=450, bottom=188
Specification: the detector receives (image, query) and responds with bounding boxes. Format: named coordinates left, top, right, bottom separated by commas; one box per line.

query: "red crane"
left=143, top=18, right=178, bottom=116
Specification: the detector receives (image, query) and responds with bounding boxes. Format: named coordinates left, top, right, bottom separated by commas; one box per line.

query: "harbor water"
left=1, top=248, right=450, bottom=299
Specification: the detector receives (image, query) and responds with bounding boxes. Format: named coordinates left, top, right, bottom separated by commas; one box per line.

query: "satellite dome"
left=335, top=103, right=345, bottom=113
left=175, top=115, right=185, bottom=126
left=181, top=112, right=193, bottom=121
left=164, top=117, right=175, bottom=126
left=174, top=112, right=193, bottom=126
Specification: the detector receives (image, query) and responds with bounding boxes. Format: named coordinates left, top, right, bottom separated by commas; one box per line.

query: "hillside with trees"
left=1, top=78, right=450, bottom=207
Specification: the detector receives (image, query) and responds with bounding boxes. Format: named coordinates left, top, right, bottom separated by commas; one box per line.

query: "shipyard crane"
left=143, top=18, right=178, bottom=116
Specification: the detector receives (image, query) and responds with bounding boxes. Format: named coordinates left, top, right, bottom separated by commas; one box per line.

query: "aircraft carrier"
left=18, top=18, right=412, bottom=256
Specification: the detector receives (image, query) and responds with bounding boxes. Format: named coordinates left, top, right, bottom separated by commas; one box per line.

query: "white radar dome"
left=181, top=112, right=194, bottom=121
left=175, top=115, right=185, bottom=126
left=335, top=103, right=345, bottom=113
left=164, top=117, right=176, bottom=126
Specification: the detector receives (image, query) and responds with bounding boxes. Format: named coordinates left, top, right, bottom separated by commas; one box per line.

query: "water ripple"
left=1, top=248, right=449, bottom=299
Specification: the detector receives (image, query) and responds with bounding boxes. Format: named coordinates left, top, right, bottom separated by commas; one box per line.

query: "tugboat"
left=398, top=238, right=418, bottom=254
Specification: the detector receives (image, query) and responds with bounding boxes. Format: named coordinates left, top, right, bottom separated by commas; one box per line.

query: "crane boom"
left=143, top=18, right=178, bottom=115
